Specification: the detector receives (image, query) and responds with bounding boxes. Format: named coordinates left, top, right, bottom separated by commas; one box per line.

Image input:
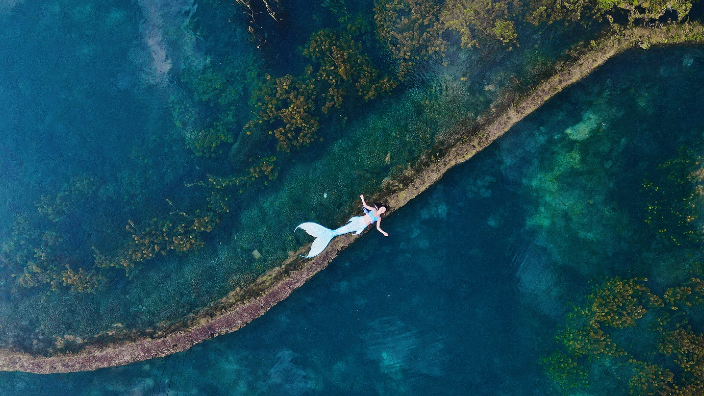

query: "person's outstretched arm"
left=360, top=194, right=375, bottom=211
left=376, top=219, right=389, bottom=237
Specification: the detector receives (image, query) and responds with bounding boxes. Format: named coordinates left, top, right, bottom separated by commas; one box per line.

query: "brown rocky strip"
left=1, top=23, right=703, bottom=374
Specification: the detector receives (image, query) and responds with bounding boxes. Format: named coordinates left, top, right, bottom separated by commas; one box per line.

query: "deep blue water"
left=0, top=0, right=598, bottom=344
left=1, top=132, right=548, bottom=395
left=1, top=44, right=704, bottom=395
left=2, top=0, right=704, bottom=393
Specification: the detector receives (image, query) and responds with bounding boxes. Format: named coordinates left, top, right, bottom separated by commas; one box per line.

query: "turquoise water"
left=3, top=0, right=704, bottom=393
left=0, top=0, right=603, bottom=349
left=1, top=45, right=703, bottom=394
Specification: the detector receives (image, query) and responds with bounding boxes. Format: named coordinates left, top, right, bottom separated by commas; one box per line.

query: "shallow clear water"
left=0, top=0, right=600, bottom=347
left=1, top=43, right=703, bottom=394
left=3, top=0, right=704, bottom=392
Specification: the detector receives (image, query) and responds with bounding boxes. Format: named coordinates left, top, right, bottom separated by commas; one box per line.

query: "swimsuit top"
left=363, top=207, right=379, bottom=223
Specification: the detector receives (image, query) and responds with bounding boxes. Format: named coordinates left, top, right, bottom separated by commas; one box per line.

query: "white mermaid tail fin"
left=295, top=222, right=336, bottom=258
left=296, top=217, right=368, bottom=258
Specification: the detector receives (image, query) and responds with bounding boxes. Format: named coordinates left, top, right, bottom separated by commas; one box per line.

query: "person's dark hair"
left=373, top=202, right=388, bottom=211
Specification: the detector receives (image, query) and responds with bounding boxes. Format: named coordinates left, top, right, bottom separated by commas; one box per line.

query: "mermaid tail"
left=333, top=216, right=369, bottom=236
left=296, top=222, right=336, bottom=258
left=296, top=216, right=368, bottom=258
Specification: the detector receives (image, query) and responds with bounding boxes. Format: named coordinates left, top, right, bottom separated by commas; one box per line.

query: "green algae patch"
left=1, top=23, right=703, bottom=374
left=544, top=277, right=704, bottom=395
left=0, top=238, right=346, bottom=374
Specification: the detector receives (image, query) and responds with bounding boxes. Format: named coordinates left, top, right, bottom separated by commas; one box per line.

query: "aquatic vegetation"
left=35, top=175, right=96, bottom=223
left=14, top=262, right=103, bottom=294
left=596, top=0, right=692, bottom=23
left=663, top=278, right=704, bottom=308
left=245, top=73, right=320, bottom=153
left=185, top=122, right=235, bottom=158
left=527, top=0, right=693, bottom=25
left=195, top=155, right=279, bottom=214
left=544, top=276, right=704, bottom=395
left=58, top=265, right=104, bottom=293
left=127, top=210, right=217, bottom=258
left=373, top=0, right=680, bottom=81
left=644, top=148, right=704, bottom=246
left=0, top=176, right=104, bottom=294
left=2, top=0, right=703, bottom=369
left=242, top=23, right=396, bottom=155
left=321, top=0, right=348, bottom=18
left=235, top=0, right=279, bottom=20
left=234, top=0, right=280, bottom=46
left=439, top=0, right=520, bottom=48
left=94, top=206, right=222, bottom=275
left=218, top=20, right=398, bottom=196
left=302, top=27, right=397, bottom=110
left=176, top=55, right=257, bottom=158
left=374, top=0, right=445, bottom=79
left=542, top=352, right=589, bottom=392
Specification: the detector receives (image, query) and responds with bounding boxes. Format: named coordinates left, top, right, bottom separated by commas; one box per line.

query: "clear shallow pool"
left=1, top=45, right=703, bottom=394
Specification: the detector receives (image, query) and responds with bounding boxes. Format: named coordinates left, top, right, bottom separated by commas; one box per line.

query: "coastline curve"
left=1, top=23, right=703, bottom=374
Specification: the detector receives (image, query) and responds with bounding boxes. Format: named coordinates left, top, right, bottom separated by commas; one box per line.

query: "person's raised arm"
left=376, top=219, right=389, bottom=237
left=360, top=194, right=375, bottom=211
